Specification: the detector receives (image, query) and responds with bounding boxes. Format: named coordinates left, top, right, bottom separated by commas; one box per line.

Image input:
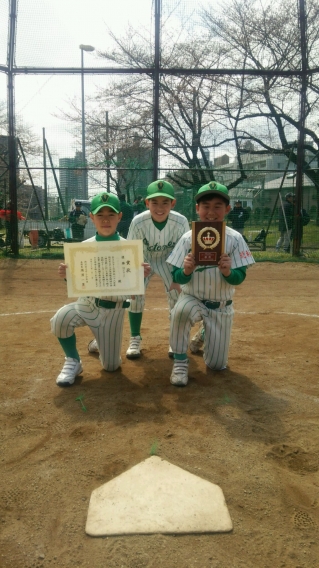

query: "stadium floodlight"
left=79, top=44, right=95, bottom=199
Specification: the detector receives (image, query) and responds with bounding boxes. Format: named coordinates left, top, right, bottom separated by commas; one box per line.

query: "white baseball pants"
left=170, top=293, right=234, bottom=370
left=50, top=297, right=125, bottom=371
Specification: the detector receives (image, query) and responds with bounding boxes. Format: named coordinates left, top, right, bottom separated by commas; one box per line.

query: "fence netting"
left=0, top=0, right=318, bottom=253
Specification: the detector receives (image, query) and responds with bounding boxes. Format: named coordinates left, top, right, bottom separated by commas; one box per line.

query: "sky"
left=3, top=0, right=154, bottom=130
left=0, top=0, right=218, bottom=195
left=0, top=0, right=157, bottom=194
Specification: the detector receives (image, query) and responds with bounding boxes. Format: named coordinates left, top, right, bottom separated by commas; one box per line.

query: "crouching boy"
left=166, top=181, right=255, bottom=386
left=125, top=180, right=189, bottom=359
left=51, top=192, right=150, bottom=387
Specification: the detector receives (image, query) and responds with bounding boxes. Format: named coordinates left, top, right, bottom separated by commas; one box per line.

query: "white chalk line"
left=0, top=308, right=318, bottom=319
left=236, top=311, right=319, bottom=318
left=0, top=310, right=56, bottom=317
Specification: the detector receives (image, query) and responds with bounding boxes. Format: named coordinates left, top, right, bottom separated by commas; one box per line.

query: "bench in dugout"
left=244, top=229, right=267, bottom=251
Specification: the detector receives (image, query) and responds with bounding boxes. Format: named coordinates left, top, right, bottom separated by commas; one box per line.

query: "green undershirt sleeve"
left=172, top=265, right=247, bottom=286
left=172, top=265, right=192, bottom=284
left=222, top=266, right=247, bottom=285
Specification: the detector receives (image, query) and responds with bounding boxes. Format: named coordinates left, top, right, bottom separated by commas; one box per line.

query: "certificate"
left=64, top=240, right=144, bottom=298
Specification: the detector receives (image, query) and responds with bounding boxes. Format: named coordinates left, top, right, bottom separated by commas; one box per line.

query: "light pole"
left=79, top=44, right=95, bottom=199
left=105, top=111, right=111, bottom=193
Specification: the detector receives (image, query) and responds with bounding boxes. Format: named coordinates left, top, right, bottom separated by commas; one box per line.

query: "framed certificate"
left=192, top=221, right=226, bottom=265
left=64, top=240, right=144, bottom=298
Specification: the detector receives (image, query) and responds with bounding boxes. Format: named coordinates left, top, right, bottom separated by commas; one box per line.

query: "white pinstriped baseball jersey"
left=127, top=209, right=189, bottom=312
left=167, top=226, right=255, bottom=370
left=51, top=233, right=129, bottom=371
left=166, top=226, right=255, bottom=301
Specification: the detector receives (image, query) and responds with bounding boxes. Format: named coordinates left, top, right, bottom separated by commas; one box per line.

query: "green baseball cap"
left=146, top=180, right=175, bottom=200
left=90, top=192, right=121, bottom=214
left=195, top=181, right=230, bottom=203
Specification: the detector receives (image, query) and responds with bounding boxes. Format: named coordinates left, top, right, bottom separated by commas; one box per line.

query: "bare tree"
left=201, top=0, right=319, bottom=219
left=63, top=27, right=251, bottom=193
left=59, top=0, right=319, bottom=216
left=98, top=30, right=247, bottom=189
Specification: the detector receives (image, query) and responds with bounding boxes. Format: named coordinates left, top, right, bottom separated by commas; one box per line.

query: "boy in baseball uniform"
left=167, top=181, right=255, bottom=386
left=125, top=180, right=190, bottom=359
left=51, top=192, right=150, bottom=387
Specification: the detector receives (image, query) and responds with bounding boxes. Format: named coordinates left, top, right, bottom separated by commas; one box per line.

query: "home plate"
left=85, top=456, right=233, bottom=536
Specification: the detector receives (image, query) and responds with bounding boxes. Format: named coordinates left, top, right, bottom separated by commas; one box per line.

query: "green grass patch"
left=1, top=247, right=318, bottom=263
left=244, top=219, right=319, bottom=249
left=150, top=440, right=159, bottom=456
left=0, top=247, right=65, bottom=260
left=252, top=249, right=319, bottom=263
left=1, top=221, right=319, bottom=263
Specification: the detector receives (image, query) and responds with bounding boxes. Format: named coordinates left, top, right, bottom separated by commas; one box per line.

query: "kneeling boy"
left=167, top=181, right=255, bottom=386
left=51, top=192, right=149, bottom=387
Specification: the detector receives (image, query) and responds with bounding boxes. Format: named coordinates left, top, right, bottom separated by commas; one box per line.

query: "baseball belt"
left=202, top=299, right=232, bottom=310
left=95, top=298, right=130, bottom=309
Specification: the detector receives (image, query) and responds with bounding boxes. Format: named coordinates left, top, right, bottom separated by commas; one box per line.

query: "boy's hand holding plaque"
left=192, top=221, right=226, bottom=265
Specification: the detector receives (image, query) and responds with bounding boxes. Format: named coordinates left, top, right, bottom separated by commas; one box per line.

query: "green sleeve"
left=172, top=265, right=192, bottom=284
left=222, top=266, right=247, bottom=285
left=172, top=265, right=247, bottom=285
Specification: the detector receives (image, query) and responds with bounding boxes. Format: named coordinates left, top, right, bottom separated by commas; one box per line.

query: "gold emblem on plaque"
left=197, top=227, right=220, bottom=250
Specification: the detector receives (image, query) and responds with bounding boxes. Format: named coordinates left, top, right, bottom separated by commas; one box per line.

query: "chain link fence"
left=0, top=0, right=318, bottom=254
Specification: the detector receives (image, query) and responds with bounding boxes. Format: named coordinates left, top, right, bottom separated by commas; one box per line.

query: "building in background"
left=0, top=136, right=20, bottom=207
left=116, top=142, right=153, bottom=201
left=59, top=151, right=84, bottom=208
left=260, top=175, right=317, bottom=215
left=214, top=154, right=230, bottom=168
left=214, top=145, right=295, bottom=190
left=198, top=150, right=213, bottom=168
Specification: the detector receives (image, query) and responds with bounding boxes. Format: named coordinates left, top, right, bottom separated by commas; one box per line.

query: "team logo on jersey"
left=157, top=182, right=164, bottom=190
left=197, top=227, right=220, bottom=250
left=101, top=193, right=109, bottom=203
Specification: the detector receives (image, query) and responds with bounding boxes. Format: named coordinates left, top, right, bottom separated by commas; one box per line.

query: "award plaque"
left=192, top=221, right=226, bottom=265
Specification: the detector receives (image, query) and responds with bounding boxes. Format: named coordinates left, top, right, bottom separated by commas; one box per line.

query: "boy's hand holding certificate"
left=64, top=240, right=144, bottom=298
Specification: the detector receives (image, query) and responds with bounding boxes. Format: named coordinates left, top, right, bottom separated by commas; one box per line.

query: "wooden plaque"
left=192, top=221, right=226, bottom=265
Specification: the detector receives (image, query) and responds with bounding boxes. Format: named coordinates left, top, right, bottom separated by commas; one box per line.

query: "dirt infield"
left=1, top=259, right=319, bottom=568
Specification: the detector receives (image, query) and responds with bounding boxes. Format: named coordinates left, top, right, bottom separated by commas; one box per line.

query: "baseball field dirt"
left=1, top=259, right=319, bottom=568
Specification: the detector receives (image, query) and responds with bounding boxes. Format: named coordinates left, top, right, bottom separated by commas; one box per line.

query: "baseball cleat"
left=189, top=323, right=205, bottom=353
left=56, top=357, right=83, bottom=387
left=88, top=338, right=99, bottom=353
left=168, top=345, right=174, bottom=358
left=126, top=335, right=142, bottom=359
left=170, top=359, right=189, bottom=387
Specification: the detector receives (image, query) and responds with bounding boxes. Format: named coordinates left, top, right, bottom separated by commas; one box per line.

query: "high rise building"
left=59, top=151, right=84, bottom=209
left=198, top=150, right=212, bottom=168
left=116, top=144, right=153, bottom=201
